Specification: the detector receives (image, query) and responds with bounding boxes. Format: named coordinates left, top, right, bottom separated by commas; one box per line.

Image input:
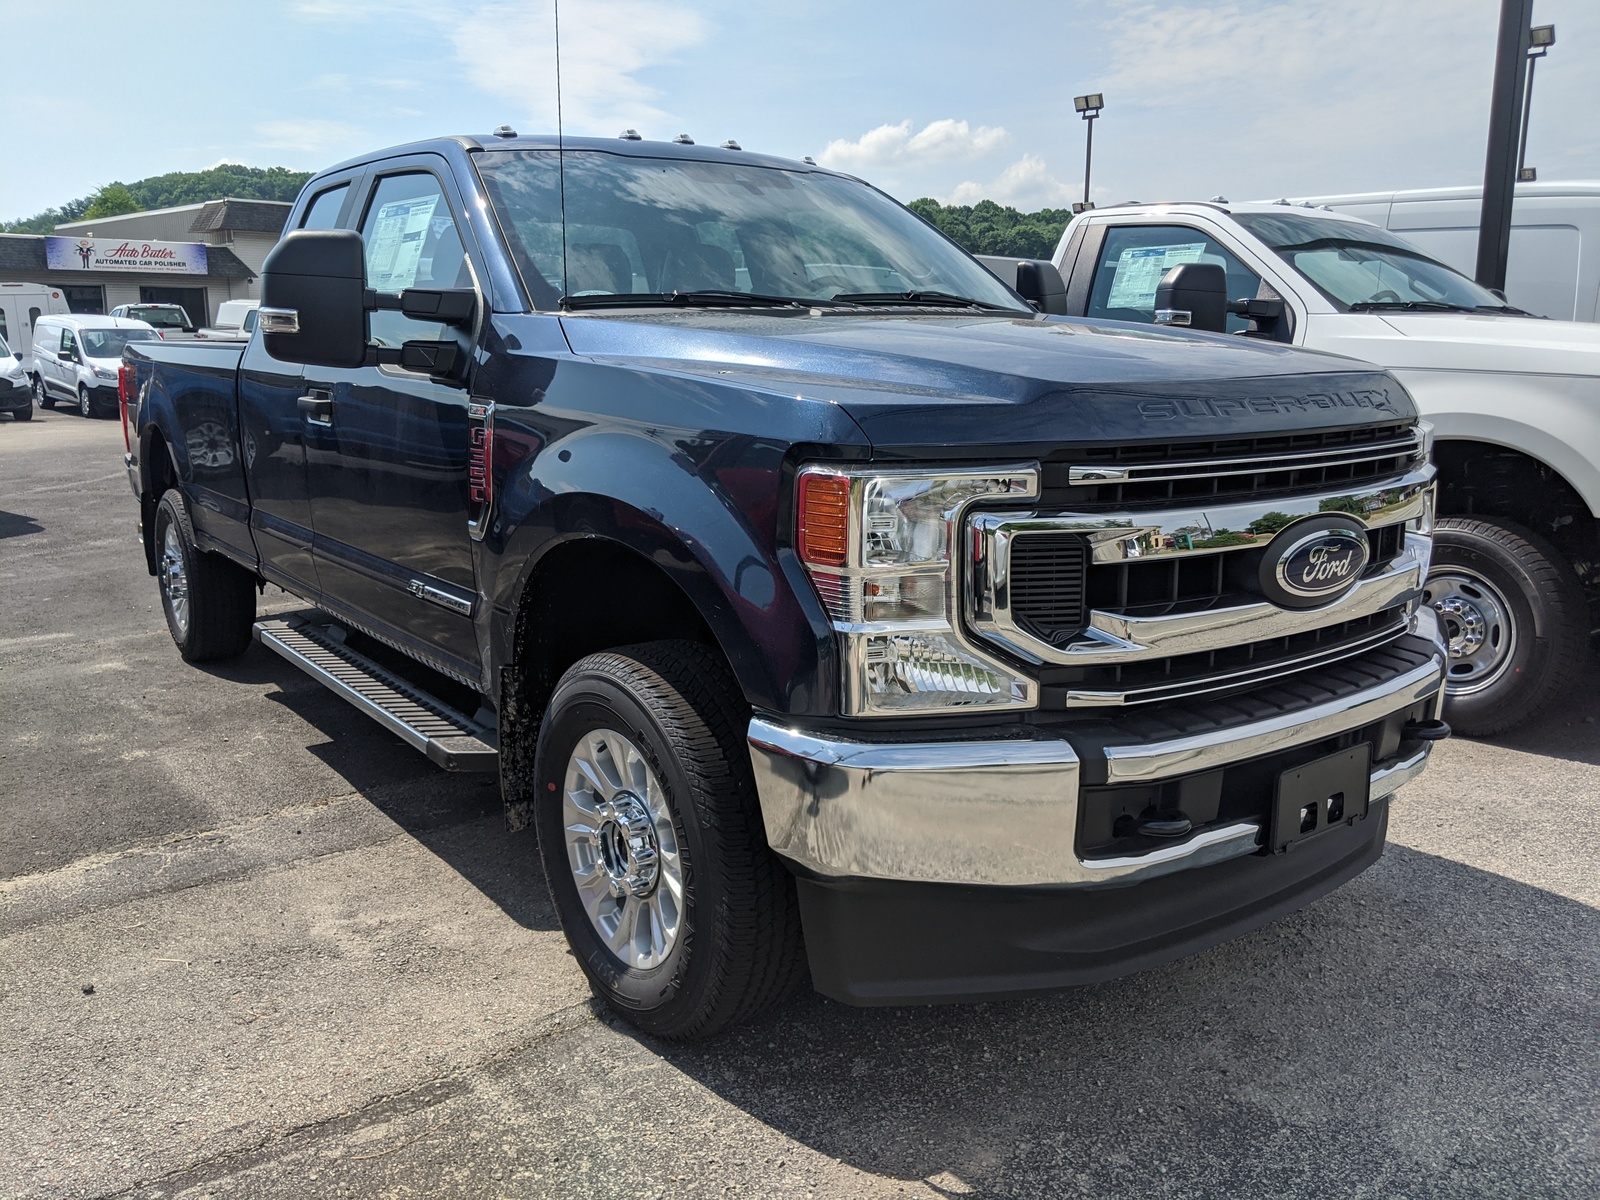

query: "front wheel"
left=153, top=489, right=257, bottom=662
left=78, top=385, right=93, bottom=418
left=11, top=403, right=32, bottom=422
left=33, top=376, right=53, bottom=410
left=534, top=641, right=805, bottom=1040
left=1424, top=516, right=1588, bottom=736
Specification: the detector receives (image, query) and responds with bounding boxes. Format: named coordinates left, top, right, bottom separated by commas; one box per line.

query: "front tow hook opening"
left=1402, top=718, right=1451, bottom=742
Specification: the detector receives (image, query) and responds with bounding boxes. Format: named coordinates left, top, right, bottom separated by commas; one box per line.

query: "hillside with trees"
left=908, top=198, right=1074, bottom=258
left=1, top=165, right=313, bottom=233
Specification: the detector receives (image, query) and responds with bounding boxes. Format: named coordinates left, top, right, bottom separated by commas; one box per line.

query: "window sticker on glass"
left=1106, top=243, right=1207, bottom=310
left=367, top=195, right=441, bottom=292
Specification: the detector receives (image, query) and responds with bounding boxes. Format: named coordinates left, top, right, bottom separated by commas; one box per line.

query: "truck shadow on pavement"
left=642, top=845, right=1599, bottom=1199
left=0, top=508, right=43, bottom=539
left=1474, top=670, right=1600, bottom=766
left=198, top=639, right=561, bottom=933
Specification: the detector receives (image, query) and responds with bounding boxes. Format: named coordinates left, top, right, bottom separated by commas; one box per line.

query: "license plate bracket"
left=1270, top=744, right=1372, bottom=853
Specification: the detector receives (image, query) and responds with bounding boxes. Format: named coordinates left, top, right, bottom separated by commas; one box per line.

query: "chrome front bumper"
left=749, top=608, right=1446, bottom=889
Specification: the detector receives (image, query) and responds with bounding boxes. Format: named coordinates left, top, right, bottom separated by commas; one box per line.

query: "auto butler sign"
left=45, top=236, right=208, bottom=275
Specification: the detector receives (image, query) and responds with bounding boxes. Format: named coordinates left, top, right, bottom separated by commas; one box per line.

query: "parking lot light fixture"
left=1074, top=93, right=1104, bottom=207
left=1517, top=24, right=1555, bottom=185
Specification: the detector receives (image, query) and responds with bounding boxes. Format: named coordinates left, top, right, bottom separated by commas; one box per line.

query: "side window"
left=300, top=184, right=350, bottom=231
left=242, top=308, right=259, bottom=334
left=359, top=172, right=469, bottom=349
left=0, top=310, right=8, bottom=342
left=61, top=328, right=78, bottom=357
left=1088, top=224, right=1263, bottom=334
left=29, top=307, right=42, bottom=330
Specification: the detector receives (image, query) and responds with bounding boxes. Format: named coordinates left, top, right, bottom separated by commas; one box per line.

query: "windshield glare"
left=82, top=329, right=157, bottom=358
left=1234, top=212, right=1507, bottom=312
left=476, top=149, right=1028, bottom=312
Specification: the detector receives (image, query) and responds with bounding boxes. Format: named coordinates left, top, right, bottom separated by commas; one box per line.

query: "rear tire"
left=1425, top=516, right=1588, bottom=736
left=33, top=376, right=53, bottom=410
left=154, top=488, right=257, bottom=662
left=534, top=641, right=806, bottom=1040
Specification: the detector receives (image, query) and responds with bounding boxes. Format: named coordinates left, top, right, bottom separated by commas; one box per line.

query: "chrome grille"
left=1049, top=423, right=1422, bottom=510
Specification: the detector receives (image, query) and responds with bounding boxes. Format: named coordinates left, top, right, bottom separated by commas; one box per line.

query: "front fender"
left=487, top=427, right=838, bottom=717
left=1395, top=368, right=1600, bottom=515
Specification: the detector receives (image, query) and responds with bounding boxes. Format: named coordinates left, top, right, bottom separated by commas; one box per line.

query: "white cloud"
left=947, top=155, right=1077, bottom=209
left=449, top=0, right=709, bottom=135
left=252, top=119, right=362, bottom=156
left=819, top=118, right=1008, bottom=172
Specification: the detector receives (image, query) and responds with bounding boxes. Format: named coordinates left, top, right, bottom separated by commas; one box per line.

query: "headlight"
left=796, top=464, right=1039, bottom=716
left=94, top=367, right=117, bottom=381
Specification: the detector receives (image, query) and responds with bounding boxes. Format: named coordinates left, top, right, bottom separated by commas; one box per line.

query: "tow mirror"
left=1014, top=260, right=1069, bottom=315
left=261, top=230, right=369, bottom=369
left=1154, top=262, right=1228, bottom=334
left=261, top=229, right=476, bottom=375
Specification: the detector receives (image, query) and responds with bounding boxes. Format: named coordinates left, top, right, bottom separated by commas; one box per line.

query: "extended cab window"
left=1088, top=224, right=1263, bottom=334
left=300, top=184, right=350, bottom=231
left=358, top=173, right=471, bottom=348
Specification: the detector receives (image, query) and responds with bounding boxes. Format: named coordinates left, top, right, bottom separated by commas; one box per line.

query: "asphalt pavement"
left=2, top=410, right=1596, bottom=1199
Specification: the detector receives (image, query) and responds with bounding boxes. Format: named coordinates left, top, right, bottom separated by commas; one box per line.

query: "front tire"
left=1425, top=516, right=1588, bottom=736
left=11, top=403, right=31, bottom=422
left=534, top=641, right=805, bottom=1040
left=33, top=376, right=53, bottom=410
left=78, top=385, right=93, bottom=418
left=154, top=488, right=257, bottom=662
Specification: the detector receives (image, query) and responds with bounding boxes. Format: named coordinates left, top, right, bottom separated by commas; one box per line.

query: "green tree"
left=1248, top=511, right=1298, bottom=535
left=81, top=183, right=140, bottom=220
left=907, top=197, right=1074, bottom=258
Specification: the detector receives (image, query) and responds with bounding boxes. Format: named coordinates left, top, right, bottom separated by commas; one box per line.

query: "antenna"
left=554, top=0, right=569, bottom=307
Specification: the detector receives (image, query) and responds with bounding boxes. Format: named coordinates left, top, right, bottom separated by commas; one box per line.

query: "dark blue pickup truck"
left=123, top=133, right=1449, bottom=1038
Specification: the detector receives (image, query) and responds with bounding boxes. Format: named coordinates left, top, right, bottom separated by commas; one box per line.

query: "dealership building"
left=0, top=198, right=290, bottom=326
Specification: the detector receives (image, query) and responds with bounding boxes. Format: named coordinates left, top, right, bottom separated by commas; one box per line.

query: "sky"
left=3, top=0, right=1597, bottom=223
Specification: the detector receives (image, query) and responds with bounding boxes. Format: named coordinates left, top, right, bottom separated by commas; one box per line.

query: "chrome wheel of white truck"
left=1426, top=516, right=1587, bottom=737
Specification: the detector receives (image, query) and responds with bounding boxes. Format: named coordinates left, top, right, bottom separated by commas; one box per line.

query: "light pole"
left=1517, top=24, right=1555, bottom=181
left=1074, top=93, right=1103, bottom=212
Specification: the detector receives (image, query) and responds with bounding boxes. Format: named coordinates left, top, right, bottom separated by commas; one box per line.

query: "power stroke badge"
left=1258, top=516, right=1370, bottom=609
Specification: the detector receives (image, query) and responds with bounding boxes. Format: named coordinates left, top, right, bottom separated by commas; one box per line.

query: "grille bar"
left=1067, top=430, right=1422, bottom=485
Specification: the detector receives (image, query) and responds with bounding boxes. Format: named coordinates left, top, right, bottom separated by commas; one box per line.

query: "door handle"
left=297, top=390, right=333, bottom=426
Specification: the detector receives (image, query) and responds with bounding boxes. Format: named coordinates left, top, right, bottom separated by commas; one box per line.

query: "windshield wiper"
left=830, top=290, right=1018, bottom=311
left=562, top=290, right=817, bottom=310
left=1347, top=300, right=1478, bottom=313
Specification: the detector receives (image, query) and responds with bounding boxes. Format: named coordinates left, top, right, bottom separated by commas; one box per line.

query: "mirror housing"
left=1014, top=260, right=1069, bottom=315
left=1154, top=262, right=1228, bottom=333
left=260, top=230, right=369, bottom=369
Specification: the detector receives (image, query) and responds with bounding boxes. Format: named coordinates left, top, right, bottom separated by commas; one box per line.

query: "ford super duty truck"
left=984, top=199, right=1599, bottom=737
left=123, top=134, right=1449, bottom=1039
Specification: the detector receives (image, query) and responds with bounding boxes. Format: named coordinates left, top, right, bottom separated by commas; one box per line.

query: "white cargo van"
left=1293, top=182, right=1600, bottom=322
left=0, top=283, right=72, bottom=362
left=29, top=314, right=158, bottom=418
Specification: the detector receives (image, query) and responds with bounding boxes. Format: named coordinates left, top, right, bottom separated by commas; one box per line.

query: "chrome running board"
left=254, top=617, right=498, bottom=772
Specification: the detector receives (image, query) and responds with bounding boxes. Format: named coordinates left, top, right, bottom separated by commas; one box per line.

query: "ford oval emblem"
left=1259, top=518, right=1370, bottom=609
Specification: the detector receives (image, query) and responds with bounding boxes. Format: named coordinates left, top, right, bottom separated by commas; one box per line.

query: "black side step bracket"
left=254, top=618, right=499, bottom=772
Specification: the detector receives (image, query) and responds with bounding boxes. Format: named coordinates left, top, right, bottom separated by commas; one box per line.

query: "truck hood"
left=1310, top=311, right=1600, bottom=378
left=558, top=312, right=1414, bottom=451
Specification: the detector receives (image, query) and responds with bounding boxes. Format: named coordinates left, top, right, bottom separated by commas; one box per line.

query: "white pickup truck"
left=985, top=201, right=1597, bottom=735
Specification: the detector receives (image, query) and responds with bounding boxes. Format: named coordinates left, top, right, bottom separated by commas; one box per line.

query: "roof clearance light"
left=672, top=133, right=695, bottom=145
left=619, top=129, right=642, bottom=141
left=721, top=139, right=742, bottom=150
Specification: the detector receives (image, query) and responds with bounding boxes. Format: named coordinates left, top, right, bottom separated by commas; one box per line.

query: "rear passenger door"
left=299, top=158, right=485, bottom=681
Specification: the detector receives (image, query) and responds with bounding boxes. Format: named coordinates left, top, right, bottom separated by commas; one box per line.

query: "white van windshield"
left=477, top=149, right=1029, bottom=313
left=1235, top=212, right=1522, bottom=314
left=81, top=328, right=158, bottom=358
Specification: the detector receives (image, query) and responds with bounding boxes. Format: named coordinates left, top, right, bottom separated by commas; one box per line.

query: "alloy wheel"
left=159, top=521, right=190, bottom=637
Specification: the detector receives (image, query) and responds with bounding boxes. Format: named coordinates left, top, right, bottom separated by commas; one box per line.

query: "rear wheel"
left=154, top=488, right=257, bottom=662
left=33, top=376, right=53, bottom=410
left=1425, top=516, right=1588, bottom=736
left=78, top=385, right=93, bottom=418
left=534, top=641, right=805, bottom=1040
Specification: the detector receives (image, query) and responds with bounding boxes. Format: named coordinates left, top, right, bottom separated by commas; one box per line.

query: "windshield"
left=1234, top=212, right=1514, bottom=313
left=131, top=306, right=188, bottom=328
left=81, top=328, right=158, bottom=358
left=476, top=149, right=1029, bottom=312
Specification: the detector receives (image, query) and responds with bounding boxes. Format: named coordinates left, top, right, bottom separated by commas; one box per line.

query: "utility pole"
left=1475, top=0, right=1533, bottom=291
